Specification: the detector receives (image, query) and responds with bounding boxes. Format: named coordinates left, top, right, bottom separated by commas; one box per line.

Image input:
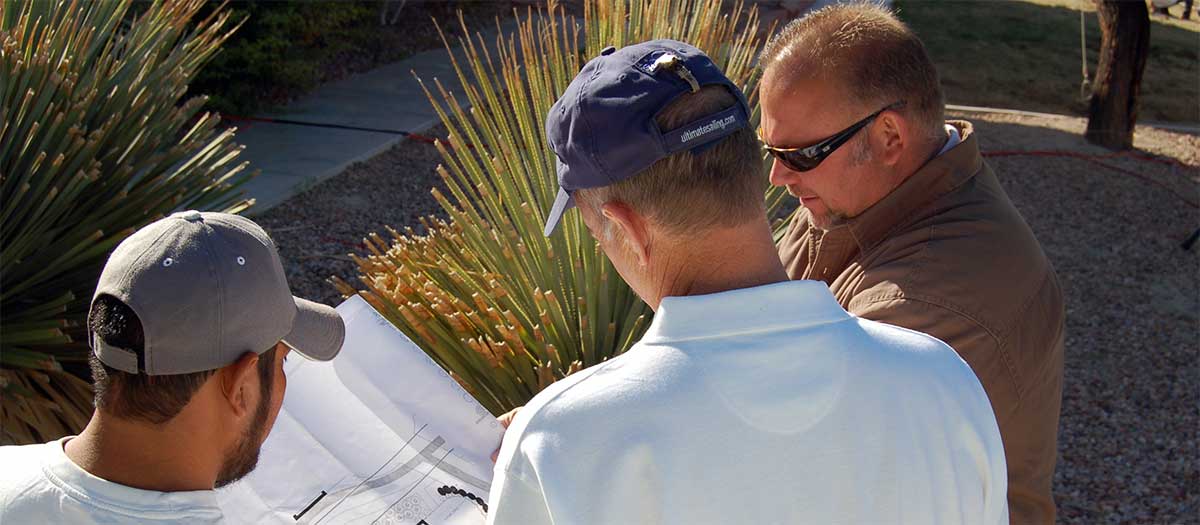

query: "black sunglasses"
left=758, top=101, right=905, bottom=172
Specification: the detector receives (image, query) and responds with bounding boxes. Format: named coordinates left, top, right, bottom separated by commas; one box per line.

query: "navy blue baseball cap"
left=542, top=39, right=751, bottom=236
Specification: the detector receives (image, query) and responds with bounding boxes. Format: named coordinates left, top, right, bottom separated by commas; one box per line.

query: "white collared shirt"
left=488, top=280, right=1007, bottom=525
left=0, top=437, right=226, bottom=523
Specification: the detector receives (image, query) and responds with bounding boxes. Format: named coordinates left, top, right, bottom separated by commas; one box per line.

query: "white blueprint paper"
left=218, top=295, right=503, bottom=524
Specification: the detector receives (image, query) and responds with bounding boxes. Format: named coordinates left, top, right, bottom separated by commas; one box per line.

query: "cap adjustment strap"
left=663, top=104, right=748, bottom=154
left=91, top=331, right=140, bottom=373
left=650, top=53, right=700, bottom=93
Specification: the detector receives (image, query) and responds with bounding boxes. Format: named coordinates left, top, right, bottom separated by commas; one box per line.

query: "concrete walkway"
left=237, top=20, right=519, bottom=215
left=232, top=1, right=873, bottom=214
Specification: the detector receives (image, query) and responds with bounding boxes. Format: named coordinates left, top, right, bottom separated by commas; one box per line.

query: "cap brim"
left=543, top=188, right=575, bottom=237
left=282, top=297, right=345, bottom=361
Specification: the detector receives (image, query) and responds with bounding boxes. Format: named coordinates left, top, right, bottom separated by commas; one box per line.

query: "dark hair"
left=759, top=3, right=946, bottom=146
left=88, top=295, right=276, bottom=424
left=576, top=85, right=765, bottom=234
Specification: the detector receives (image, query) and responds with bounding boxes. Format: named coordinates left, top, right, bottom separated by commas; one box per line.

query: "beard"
left=811, top=209, right=849, bottom=231
left=804, top=139, right=869, bottom=231
left=214, top=384, right=272, bottom=488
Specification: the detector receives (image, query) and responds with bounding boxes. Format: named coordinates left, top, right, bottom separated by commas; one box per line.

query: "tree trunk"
left=1085, top=0, right=1151, bottom=150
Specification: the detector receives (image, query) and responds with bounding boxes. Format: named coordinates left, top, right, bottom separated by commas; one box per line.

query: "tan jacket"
left=778, top=121, right=1065, bottom=524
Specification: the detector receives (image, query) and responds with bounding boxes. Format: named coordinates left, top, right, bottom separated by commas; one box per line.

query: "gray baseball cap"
left=89, top=210, right=345, bottom=375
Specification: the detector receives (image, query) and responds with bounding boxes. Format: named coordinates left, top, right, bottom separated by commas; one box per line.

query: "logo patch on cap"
left=634, top=50, right=675, bottom=75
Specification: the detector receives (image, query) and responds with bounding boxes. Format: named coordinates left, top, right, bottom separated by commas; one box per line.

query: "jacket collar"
left=841, top=120, right=983, bottom=254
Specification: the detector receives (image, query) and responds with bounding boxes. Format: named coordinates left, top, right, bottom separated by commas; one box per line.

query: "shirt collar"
left=842, top=120, right=982, bottom=254
left=937, top=123, right=962, bottom=156
left=639, top=280, right=851, bottom=344
left=43, top=437, right=224, bottom=520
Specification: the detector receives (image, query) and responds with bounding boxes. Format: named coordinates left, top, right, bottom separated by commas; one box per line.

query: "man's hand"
left=491, top=407, right=523, bottom=463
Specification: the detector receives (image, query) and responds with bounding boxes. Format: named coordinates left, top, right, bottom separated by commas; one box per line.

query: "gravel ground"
left=259, top=110, right=1199, bottom=524
left=955, top=111, right=1199, bottom=525
left=255, top=123, right=451, bottom=306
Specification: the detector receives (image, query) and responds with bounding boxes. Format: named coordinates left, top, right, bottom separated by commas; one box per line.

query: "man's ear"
left=219, top=352, right=261, bottom=418
left=873, top=110, right=906, bottom=166
left=601, top=201, right=651, bottom=267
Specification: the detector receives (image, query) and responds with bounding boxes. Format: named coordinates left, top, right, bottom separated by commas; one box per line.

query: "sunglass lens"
left=778, top=151, right=821, bottom=172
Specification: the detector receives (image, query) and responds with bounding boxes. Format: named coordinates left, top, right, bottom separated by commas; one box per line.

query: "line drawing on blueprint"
left=217, top=296, right=501, bottom=525
left=300, top=425, right=490, bottom=525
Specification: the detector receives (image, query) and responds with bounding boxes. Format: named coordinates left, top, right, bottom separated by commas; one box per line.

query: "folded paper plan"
left=218, top=295, right=503, bottom=524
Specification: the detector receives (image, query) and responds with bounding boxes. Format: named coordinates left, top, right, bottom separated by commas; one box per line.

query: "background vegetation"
left=0, top=0, right=252, bottom=444
left=185, top=0, right=510, bottom=116
left=897, top=0, right=1199, bottom=123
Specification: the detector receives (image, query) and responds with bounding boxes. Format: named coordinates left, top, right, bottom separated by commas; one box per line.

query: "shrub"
left=336, top=0, right=784, bottom=416
left=188, top=1, right=507, bottom=116
left=189, top=1, right=376, bottom=116
left=0, top=0, right=253, bottom=444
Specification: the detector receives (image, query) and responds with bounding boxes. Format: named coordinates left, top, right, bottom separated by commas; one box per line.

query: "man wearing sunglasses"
left=759, top=5, right=1065, bottom=524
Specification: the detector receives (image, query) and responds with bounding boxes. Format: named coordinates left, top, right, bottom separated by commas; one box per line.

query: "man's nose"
left=768, top=159, right=801, bottom=187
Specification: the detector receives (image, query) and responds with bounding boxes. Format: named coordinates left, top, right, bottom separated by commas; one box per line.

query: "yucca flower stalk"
left=1, top=0, right=253, bottom=444
left=337, top=0, right=781, bottom=416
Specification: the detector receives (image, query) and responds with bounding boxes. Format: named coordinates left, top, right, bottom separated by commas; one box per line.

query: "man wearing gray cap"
left=0, top=211, right=345, bottom=524
left=488, top=39, right=1008, bottom=524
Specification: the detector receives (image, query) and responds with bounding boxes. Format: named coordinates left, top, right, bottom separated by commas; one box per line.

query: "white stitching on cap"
left=236, top=256, right=246, bottom=266
left=162, top=258, right=173, bottom=267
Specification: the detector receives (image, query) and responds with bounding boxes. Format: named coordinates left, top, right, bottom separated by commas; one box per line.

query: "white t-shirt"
left=0, top=437, right=226, bottom=523
left=488, top=280, right=1008, bottom=525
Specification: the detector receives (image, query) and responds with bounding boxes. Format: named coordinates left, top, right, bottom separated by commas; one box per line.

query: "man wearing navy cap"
left=488, top=39, right=1008, bottom=524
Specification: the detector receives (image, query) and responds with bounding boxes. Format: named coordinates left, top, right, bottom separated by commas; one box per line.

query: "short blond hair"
left=760, top=3, right=945, bottom=144
left=576, top=85, right=764, bottom=235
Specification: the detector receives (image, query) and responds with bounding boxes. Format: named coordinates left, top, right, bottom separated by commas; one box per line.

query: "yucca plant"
left=337, top=0, right=785, bottom=416
left=1, top=0, right=253, bottom=444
